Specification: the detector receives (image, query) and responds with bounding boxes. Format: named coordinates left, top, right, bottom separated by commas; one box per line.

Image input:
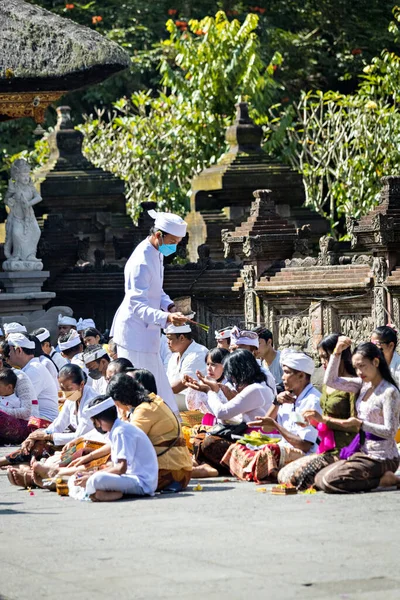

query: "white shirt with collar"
left=109, top=418, right=159, bottom=495
left=45, top=385, right=98, bottom=446
left=22, top=358, right=59, bottom=422
left=167, top=340, right=209, bottom=387
left=167, top=339, right=209, bottom=410
left=277, top=383, right=322, bottom=453
left=111, top=238, right=172, bottom=352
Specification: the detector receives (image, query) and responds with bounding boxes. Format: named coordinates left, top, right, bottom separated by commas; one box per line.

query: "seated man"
left=254, top=327, right=284, bottom=389
left=70, top=395, right=158, bottom=502
left=32, top=327, right=68, bottom=371
left=83, top=344, right=110, bottom=395
left=7, top=333, right=58, bottom=425
left=165, top=324, right=208, bottom=411
left=58, top=314, right=77, bottom=338
left=222, top=349, right=322, bottom=482
left=4, top=322, right=27, bottom=338
left=214, top=327, right=232, bottom=350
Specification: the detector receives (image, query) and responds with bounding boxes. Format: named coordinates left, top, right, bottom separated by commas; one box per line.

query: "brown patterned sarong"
left=315, top=452, right=400, bottom=493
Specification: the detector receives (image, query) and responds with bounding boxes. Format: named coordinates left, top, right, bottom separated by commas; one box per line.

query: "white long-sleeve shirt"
left=207, top=382, right=274, bottom=424
left=111, top=238, right=172, bottom=352
left=22, top=358, right=59, bottom=422
left=45, top=385, right=98, bottom=446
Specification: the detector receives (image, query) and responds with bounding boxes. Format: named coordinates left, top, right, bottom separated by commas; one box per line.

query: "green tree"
left=80, top=11, right=281, bottom=218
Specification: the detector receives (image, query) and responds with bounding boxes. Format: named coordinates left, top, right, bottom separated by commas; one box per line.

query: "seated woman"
left=188, top=349, right=275, bottom=476
left=72, top=372, right=193, bottom=492
left=83, top=327, right=102, bottom=347
left=185, top=347, right=231, bottom=425
left=371, top=325, right=400, bottom=388
left=222, top=349, right=321, bottom=482
left=4, top=364, right=98, bottom=486
left=314, top=337, right=400, bottom=493
left=69, top=396, right=158, bottom=502
left=278, top=334, right=357, bottom=490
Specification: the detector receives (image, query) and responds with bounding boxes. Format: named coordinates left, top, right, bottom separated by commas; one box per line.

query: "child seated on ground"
left=0, top=368, right=19, bottom=409
left=69, top=395, right=159, bottom=502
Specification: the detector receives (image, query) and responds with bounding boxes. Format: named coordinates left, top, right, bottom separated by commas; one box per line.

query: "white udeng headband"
left=83, top=347, right=107, bottom=365
left=84, top=397, right=115, bottom=418
left=36, top=329, right=51, bottom=343
left=7, top=333, right=36, bottom=349
left=4, top=322, right=27, bottom=334
left=57, top=314, right=77, bottom=326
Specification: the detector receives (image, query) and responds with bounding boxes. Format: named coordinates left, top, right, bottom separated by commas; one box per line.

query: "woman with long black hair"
left=309, top=336, right=400, bottom=493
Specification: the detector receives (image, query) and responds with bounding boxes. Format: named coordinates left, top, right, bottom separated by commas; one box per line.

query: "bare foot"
left=192, top=463, right=219, bottom=478
left=7, top=466, right=34, bottom=488
left=0, top=457, right=10, bottom=468
left=379, top=471, right=400, bottom=488
left=31, top=459, right=52, bottom=480
left=91, top=490, right=123, bottom=502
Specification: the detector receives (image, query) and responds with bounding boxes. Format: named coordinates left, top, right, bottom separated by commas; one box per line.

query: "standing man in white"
left=111, top=210, right=188, bottom=415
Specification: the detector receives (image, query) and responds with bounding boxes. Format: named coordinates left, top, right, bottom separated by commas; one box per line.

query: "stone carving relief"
left=242, top=264, right=257, bottom=327
left=243, top=235, right=262, bottom=259
left=317, top=235, right=338, bottom=266
left=372, top=213, right=394, bottom=245
left=278, top=315, right=311, bottom=351
left=3, top=158, right=43, bottom=271
left=285, top=256, right=317, bottom=267
left=340, top=315, right=374, bottom=346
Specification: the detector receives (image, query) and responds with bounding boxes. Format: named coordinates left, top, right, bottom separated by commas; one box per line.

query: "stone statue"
left=3, top=159, right=43, bottom=271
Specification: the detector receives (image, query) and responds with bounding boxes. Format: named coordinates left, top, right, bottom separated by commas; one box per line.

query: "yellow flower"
left=365, top=101, right=378, bottom=110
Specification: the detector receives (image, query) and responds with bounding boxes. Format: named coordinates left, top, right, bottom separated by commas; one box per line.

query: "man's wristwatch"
left=273, top=398, right=281, bottom=406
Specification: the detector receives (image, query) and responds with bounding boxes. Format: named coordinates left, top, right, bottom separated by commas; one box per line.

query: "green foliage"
left=80, top=11, right=280, bottom=218
left=265, top=8, right=400, bottom=234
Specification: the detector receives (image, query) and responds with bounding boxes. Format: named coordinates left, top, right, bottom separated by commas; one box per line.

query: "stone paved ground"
left=1, top=446, right=400, bottom=600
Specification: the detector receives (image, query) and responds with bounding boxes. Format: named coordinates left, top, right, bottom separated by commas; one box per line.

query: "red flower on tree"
left=92, top=15, right=103, bottom=24
left=168, top=9, right=177, bottom=15
left=65, top=3, right=74, bottom=8
left=351, top=48, right=362, bottom=55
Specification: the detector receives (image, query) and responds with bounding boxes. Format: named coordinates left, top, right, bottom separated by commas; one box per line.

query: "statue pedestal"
left=0, top=271, right=55, bottom=316
left=0, top=271, right=51, bottom=293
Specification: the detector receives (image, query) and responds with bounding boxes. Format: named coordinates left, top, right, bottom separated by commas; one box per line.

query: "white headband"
left=36, top=329, right=50, bottom=343
left=164, top=324, right=191, bottom=334
left=4, top=322, right=27, bottom=334
left=58, top=314, right=77, bottom=327
left=84, top=397, right=115, bottom=418
left=58, top=330, right=82, bottom=351
left=148, top=209, right=187, bottom=238
left=280, top=348, right=315, bottom=376
left=83, top=347, right=107, bottom=364
left=7, top=333, right=35, bottom=349
left=77, top=318, right=96, bottom=332
left=230, top=326, right=259, bottom=349
left=215, top=328, right=231, bottom=340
